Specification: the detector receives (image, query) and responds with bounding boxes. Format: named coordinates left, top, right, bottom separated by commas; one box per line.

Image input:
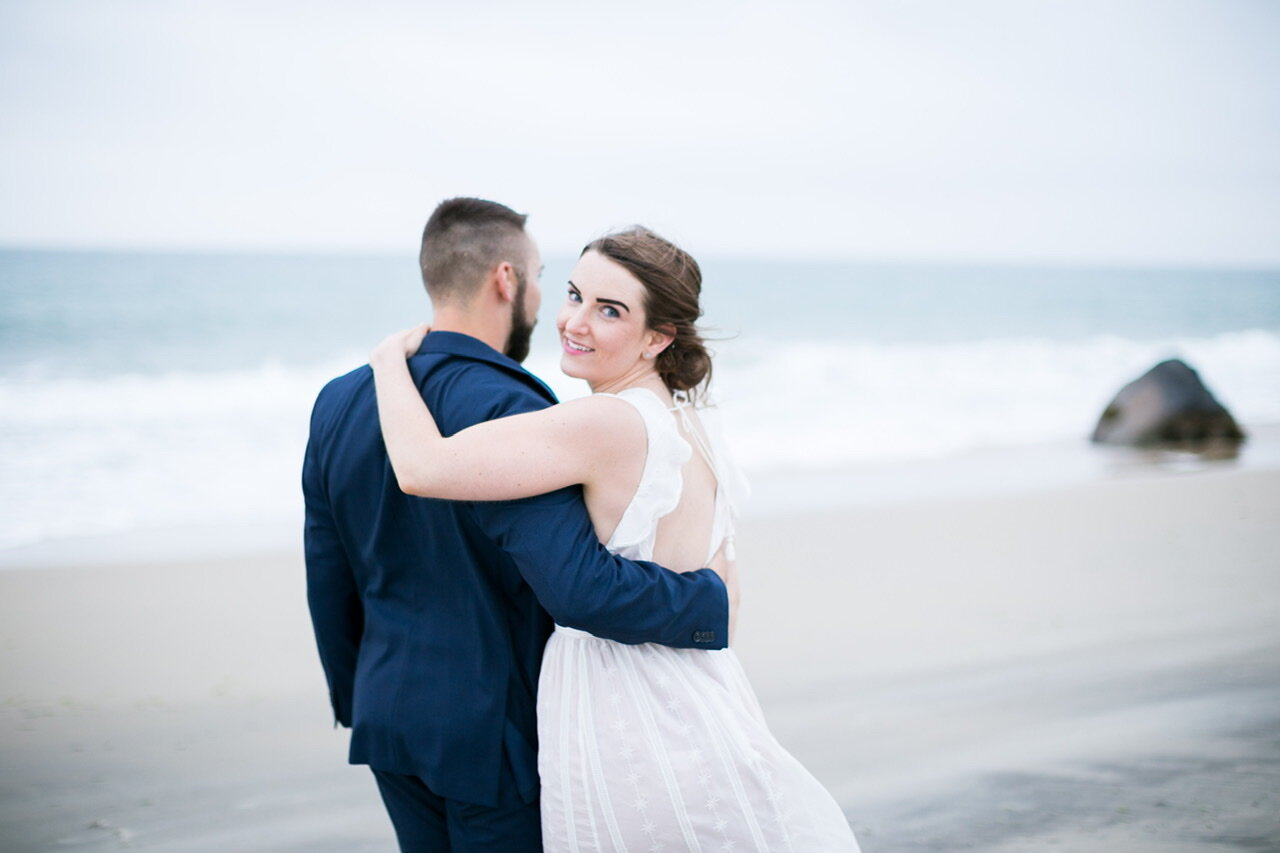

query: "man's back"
left=304, top=332, right=564, bottom=807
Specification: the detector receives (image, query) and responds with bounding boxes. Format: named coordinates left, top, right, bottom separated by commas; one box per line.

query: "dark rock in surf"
left=1091, top=359, right=1246, bottom=447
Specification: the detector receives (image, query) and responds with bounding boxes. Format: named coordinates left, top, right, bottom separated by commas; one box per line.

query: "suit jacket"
left=303, top=331, right=728, bottom=808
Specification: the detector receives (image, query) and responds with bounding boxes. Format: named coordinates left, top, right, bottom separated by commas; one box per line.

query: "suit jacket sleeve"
left=437, top=364, right=730, bottom=650
left=472, top=490, right=729, bottom=648
left=302, top=396, right=362, bottom=727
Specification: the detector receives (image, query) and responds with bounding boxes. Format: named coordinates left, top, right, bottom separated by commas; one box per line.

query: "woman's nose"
left=565, top=304, right=591, bottom=333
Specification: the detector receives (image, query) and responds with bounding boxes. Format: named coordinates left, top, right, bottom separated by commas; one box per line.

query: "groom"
left=303, top=197, right=729, bottom=851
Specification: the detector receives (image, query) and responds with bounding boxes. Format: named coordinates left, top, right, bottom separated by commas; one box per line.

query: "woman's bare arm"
left=369, top=328, right=641, bottom=502
left=709, top=544, right=739, bottom=643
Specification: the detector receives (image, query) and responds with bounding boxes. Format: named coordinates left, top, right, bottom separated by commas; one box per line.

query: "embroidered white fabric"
left=538, top=388, right=860, bottom=852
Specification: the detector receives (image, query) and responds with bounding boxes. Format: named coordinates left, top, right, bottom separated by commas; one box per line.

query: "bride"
left=371, top=227, right=860, bottom=851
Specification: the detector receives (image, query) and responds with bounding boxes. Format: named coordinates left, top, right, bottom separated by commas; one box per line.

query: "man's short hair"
left=420, top=198, right=530, bottom=302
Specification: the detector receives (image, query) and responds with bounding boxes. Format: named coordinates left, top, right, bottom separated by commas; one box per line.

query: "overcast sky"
left=1, top=0, right=1277, bottom=265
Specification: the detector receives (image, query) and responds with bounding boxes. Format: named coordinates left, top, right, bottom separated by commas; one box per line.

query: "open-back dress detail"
left=538, top=387, right=861, bottom=852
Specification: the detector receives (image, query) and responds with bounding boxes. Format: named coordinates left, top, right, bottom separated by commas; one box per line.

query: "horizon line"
left=1, top=240, right=1278, bottom=274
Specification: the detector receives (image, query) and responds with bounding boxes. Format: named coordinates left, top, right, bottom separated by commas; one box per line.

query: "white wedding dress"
left=538, top=387, right=861, bottom=852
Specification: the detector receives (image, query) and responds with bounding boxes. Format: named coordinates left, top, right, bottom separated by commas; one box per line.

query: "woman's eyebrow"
left=567, top=280, right=630, bottom=312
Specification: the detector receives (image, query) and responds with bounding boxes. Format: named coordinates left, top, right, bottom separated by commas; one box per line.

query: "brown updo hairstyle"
left=583, top=227, right=712, bottom=397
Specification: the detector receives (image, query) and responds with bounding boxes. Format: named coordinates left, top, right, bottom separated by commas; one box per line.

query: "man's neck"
left=429, top=306, right=508, bottom=355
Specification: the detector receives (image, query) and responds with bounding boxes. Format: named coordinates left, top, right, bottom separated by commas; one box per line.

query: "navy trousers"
left=372, top=769, right=541, bottom=852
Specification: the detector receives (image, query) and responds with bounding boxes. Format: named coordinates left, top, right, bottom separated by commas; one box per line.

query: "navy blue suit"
left=303, top=332, right=728, bottom=844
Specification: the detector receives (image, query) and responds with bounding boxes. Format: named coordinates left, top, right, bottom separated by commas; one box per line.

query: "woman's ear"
left=645, top=325, right=676, bottom=359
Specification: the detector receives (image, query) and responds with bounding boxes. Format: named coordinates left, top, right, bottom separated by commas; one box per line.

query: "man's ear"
left=493, top=262, right=517, bottom=304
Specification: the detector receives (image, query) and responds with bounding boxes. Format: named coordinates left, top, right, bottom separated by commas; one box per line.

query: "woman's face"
left=557, top=250, right=664, bottom=389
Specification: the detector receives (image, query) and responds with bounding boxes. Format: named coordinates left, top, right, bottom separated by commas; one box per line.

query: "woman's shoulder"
left=600, top=385, right=675, bottom=416
left=551, top=393, right=649, bottom=445
left=556, top=387, right=685, bottom=453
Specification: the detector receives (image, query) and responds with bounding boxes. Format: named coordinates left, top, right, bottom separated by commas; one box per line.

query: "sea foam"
left=2, top=331, right=1277, bottom=554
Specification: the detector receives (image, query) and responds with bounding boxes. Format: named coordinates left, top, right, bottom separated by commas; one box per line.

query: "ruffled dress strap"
left=601, top=387, right=692, bottom=561
left=669, top=391, right=751, bottom=562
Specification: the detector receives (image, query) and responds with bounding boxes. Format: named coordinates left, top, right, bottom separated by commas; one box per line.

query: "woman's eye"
left=567, top=289, right=581, bottom=302
left=601, top=306, right=619, bottom=319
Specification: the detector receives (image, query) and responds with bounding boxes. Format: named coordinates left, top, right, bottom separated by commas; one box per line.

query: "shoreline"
left=2, top=456, right=1278, bottom=850
left=4, top=424, right=1278, bottom=571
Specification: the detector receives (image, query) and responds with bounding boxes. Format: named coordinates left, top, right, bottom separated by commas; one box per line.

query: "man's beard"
left=503, top=272, right=535, bottom=363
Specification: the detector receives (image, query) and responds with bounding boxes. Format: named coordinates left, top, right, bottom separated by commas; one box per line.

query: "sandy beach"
left=2, top=456, right=1277, bottom=851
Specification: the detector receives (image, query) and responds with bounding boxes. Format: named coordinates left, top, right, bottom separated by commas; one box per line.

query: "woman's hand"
left=371, top=324, right=430, bottom=365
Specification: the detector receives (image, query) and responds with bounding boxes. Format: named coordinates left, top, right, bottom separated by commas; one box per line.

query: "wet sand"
left=2, top=462, right=1277, bottom=851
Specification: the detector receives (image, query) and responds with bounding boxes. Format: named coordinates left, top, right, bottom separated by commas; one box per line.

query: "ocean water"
left=2, top=249, right=1278, bottom=557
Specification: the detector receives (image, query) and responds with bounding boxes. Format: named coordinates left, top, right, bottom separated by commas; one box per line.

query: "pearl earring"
left=643, top=352, right=654, bottom=360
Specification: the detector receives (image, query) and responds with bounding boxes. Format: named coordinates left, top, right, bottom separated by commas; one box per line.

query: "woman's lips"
left=562, top=337, right=594, bottom=355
